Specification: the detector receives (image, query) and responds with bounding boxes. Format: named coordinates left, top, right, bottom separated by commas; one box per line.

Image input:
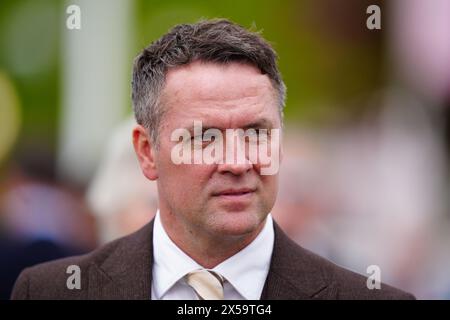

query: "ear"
left=279, top=131, right=284, bottom=164
left=132, top=124, right=158, bottom=180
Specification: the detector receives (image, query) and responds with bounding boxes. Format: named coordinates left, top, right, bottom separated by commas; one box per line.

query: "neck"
left=159, top=211, right=266, bottom=269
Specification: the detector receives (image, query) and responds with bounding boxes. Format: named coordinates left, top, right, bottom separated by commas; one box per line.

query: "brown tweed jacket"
left=11, top=220, right=415, bottom=299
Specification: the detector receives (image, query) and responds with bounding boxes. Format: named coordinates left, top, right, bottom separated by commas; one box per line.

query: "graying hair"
left=131, top=19, right=286, bottom=144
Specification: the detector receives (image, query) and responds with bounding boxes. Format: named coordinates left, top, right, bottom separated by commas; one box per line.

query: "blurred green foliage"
left=0, top=0, right=383, bottom=168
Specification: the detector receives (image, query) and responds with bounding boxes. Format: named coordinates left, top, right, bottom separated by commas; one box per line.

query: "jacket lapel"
left=260, top=222, right=336, bottom=300
left=88, top=220, right=155, bottom=299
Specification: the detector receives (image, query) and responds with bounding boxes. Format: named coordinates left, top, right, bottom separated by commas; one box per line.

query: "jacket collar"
left=88, top=220, right=154, bottom=299
left=260, top=222, right=334, bottom=299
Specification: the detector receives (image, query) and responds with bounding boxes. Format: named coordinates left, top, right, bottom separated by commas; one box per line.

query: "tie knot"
left=185, top=269, right=225, bottom=300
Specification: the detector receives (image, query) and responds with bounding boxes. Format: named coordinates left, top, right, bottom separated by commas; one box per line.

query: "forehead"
left=161, top=61, right=280, bottom=128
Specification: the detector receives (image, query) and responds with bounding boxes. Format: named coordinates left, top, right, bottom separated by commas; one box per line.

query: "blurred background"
left=1, top=0, right=449, bottom=299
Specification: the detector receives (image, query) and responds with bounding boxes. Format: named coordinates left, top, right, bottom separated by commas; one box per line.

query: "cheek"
left=260, top=175, right=278, bottom=203
left=158, top=152, right=215, bottom=197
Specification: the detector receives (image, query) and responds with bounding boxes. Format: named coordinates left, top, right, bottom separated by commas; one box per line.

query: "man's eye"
left=203, top=133, right=215, bottom=140
left=191, top=136, right=213, bottom=149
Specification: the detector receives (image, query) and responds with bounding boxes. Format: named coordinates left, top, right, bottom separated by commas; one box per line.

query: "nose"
left=217, top=159, right=253, bottom=175
left=217, top=133, right=253, bottom=175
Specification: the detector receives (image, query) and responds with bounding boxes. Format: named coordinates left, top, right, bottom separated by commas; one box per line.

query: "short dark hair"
left=131, top=18, right=286, bottom=144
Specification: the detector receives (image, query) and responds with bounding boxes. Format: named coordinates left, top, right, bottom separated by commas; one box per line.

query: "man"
left=11, top=19, right=414, bottom=300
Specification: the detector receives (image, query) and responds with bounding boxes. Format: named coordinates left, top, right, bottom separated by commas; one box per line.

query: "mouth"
left=212, top=188, right=256, bottom=198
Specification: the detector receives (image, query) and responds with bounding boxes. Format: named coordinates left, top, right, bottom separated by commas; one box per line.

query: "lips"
left=213, top=188, right=256, bottom=196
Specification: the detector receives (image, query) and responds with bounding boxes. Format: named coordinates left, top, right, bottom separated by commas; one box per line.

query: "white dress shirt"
left=151, top=210, right=274, bottom=300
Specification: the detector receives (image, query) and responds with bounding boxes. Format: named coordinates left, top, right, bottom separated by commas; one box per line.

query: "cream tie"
left=185, top=269, right=225, bottom=300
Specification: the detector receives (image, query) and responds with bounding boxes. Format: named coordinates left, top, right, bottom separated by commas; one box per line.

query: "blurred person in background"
left=87, top=117, right=158, bottom=244
left=0, top=145, right=96, bottom=299
left=273, top=105, right=449, bottom=299
left=11, top=19, right=414, bottom=300
left=274, top=0, right=450, bottom=299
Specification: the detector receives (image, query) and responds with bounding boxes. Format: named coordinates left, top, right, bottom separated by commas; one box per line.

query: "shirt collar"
left=152, top=210, right=274, bottom=300
left=213, top=214, right=274, bottom=299
left=152, top=211, right=201, bottom=299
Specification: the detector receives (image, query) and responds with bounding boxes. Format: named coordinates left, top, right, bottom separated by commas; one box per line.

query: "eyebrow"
left=186, top=119, right=275, bottom=134
left=242, top=119, right=274, bottom=130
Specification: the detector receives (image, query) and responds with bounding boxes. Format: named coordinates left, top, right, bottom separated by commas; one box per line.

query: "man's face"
left=140, top=61, right=281, bottom=238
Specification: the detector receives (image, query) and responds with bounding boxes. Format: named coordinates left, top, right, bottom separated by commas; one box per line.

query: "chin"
left=209, top=209, right=267, bottom=237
